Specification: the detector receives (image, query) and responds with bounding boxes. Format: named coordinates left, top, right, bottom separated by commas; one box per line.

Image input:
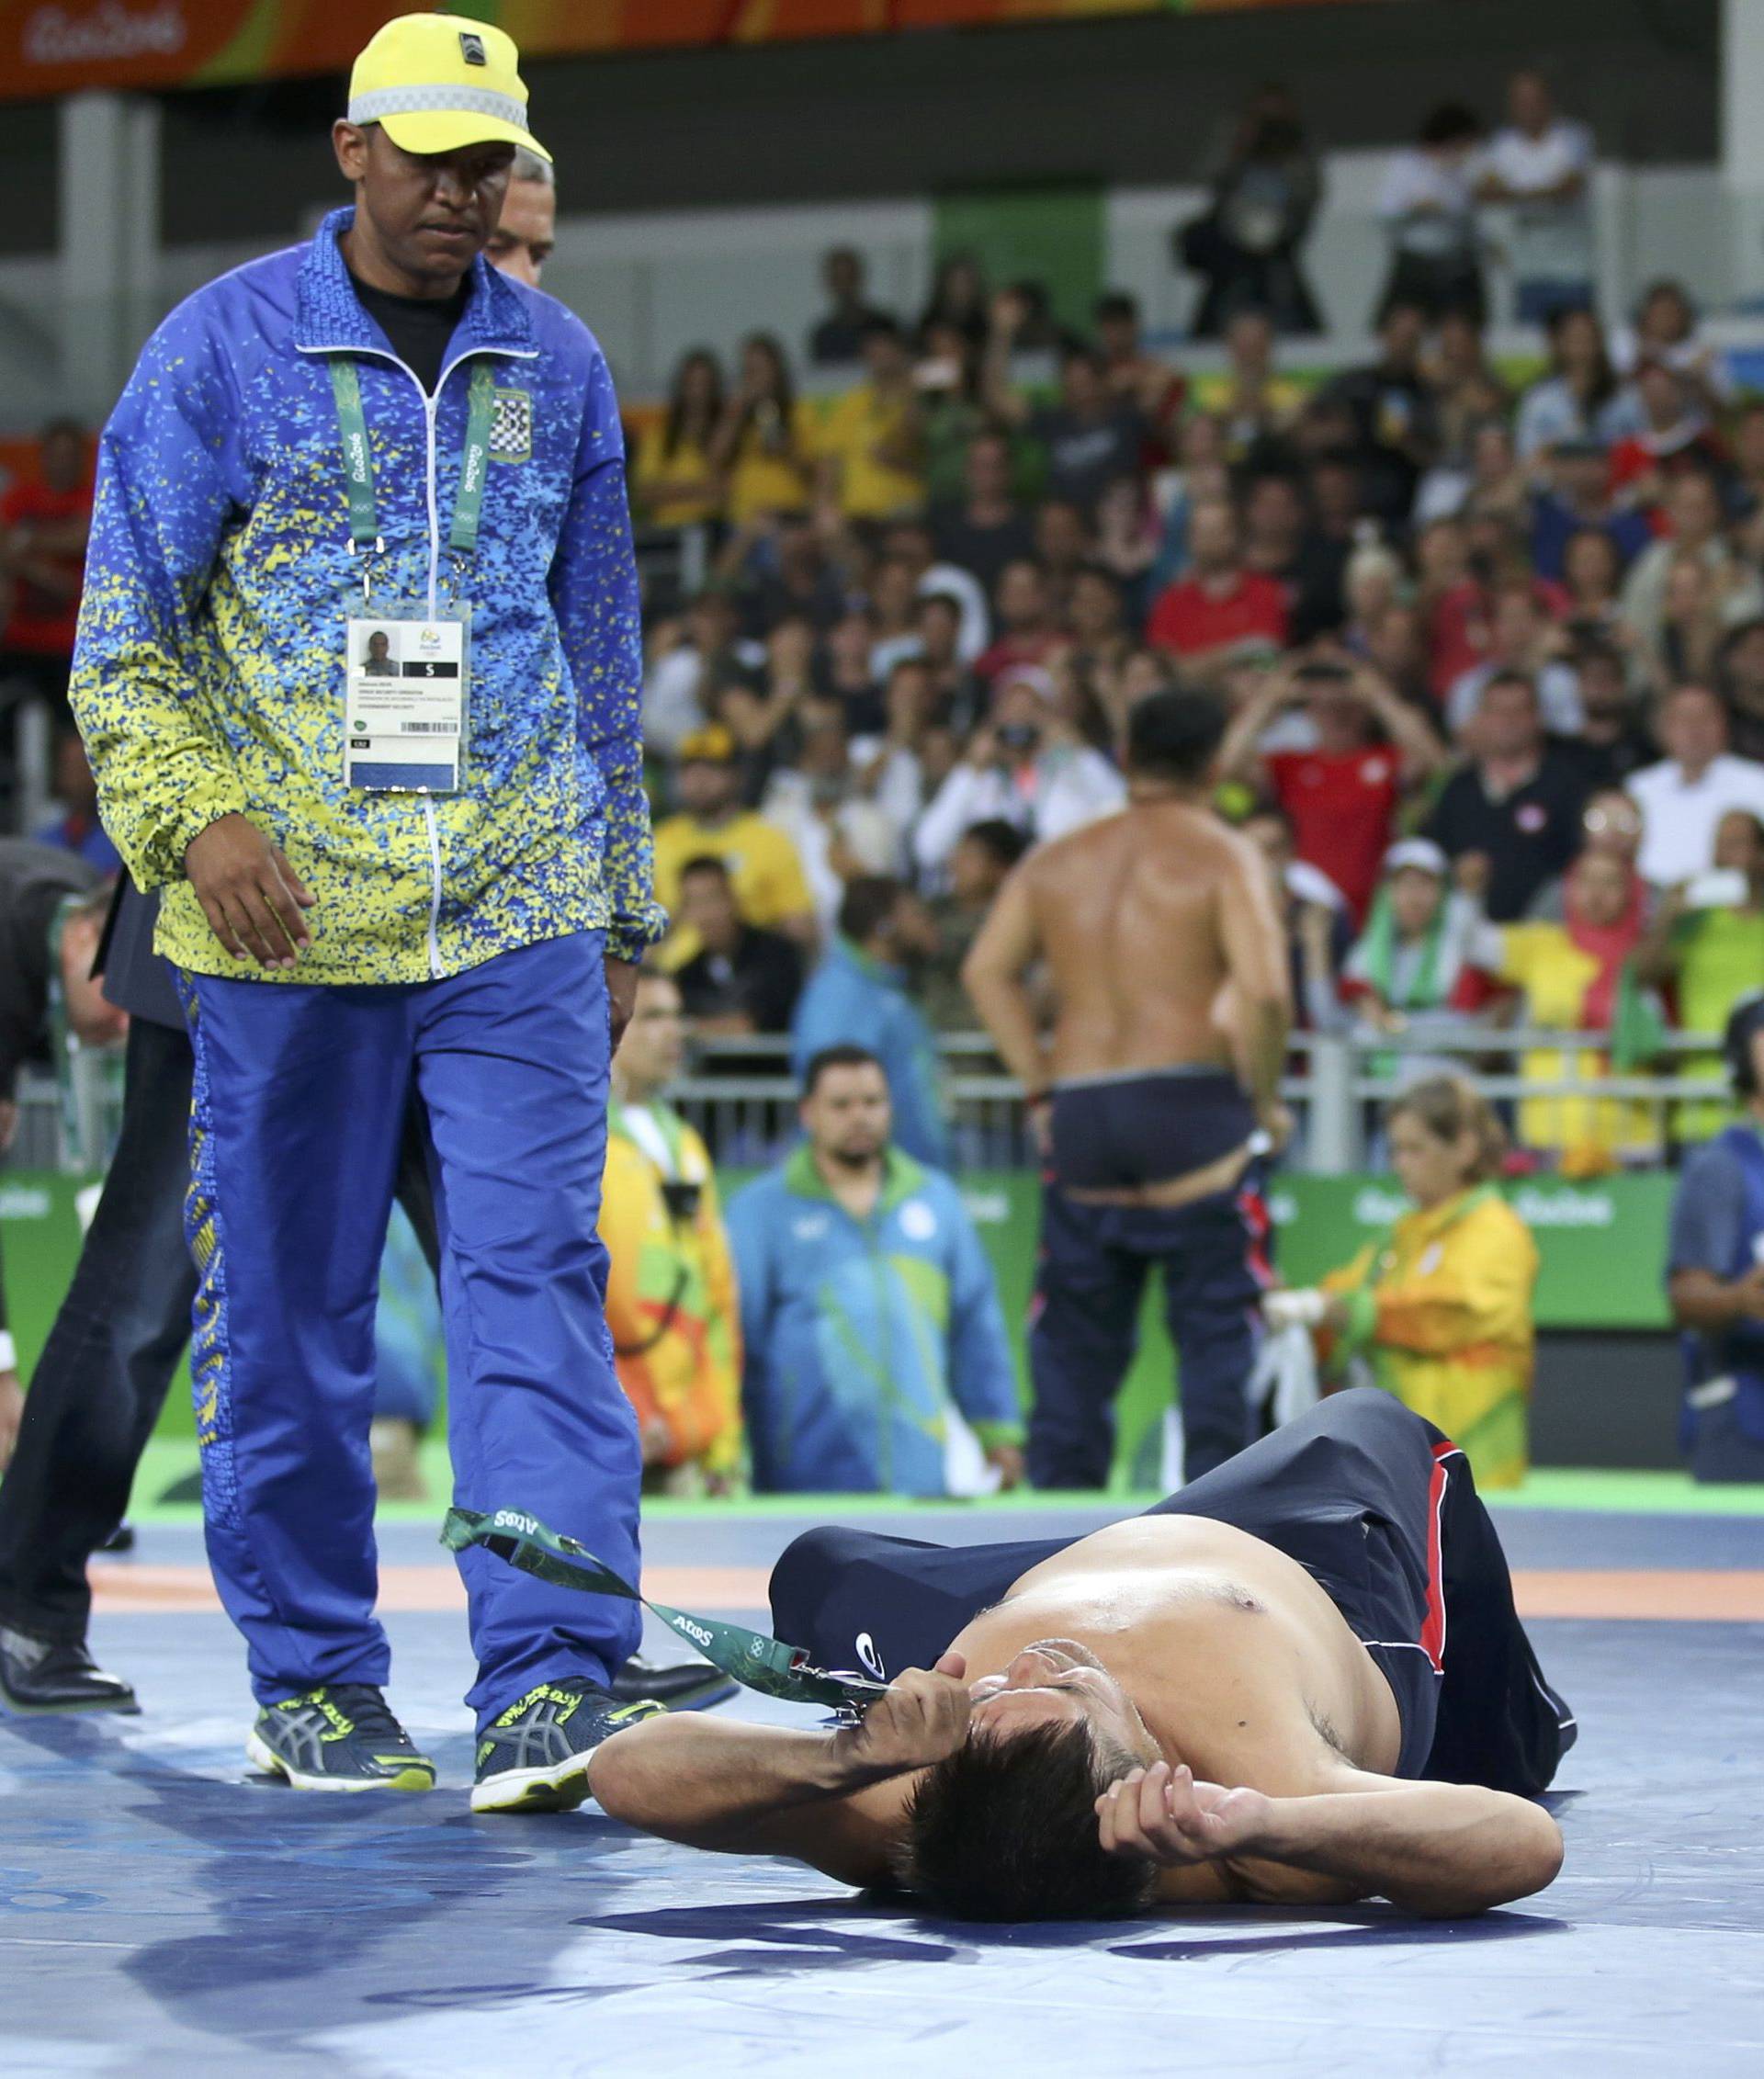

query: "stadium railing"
left=668, top=1028, right=1739, bottom=1174
left=6, top=1026, right=1736, bottom=1180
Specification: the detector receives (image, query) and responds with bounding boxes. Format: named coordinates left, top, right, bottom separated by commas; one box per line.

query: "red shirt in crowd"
left=973, top=629, right=1061, bottom=688
left=1606, top=429, right=1727, bottom=536
left=1265, top=746, right=1402, bottom=921
left=1425, top=576, right=1573, bottom=706
left=1147, top=568, right=1288, bottom=659
left=1, top=479, right=93, bottom=654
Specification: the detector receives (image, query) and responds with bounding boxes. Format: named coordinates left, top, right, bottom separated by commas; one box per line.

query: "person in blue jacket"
left=68, top=15, right=666, bottom=1810
left=1667, top=993, right=1764, bottom=1482
left=728, top=1045, right=1024, bottom=1496
left=790, top=876, right=950, bottom=1169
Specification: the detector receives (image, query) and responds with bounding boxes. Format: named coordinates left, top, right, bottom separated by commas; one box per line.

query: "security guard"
left=72, top=15, right=664, bottom=1809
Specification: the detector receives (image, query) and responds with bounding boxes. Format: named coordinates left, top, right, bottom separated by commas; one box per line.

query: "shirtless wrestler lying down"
left=588, top=1393, right=1572, bottom=1922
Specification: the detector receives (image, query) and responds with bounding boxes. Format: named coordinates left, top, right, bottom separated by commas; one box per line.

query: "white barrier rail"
left=6, top=1024, right=1740, bottom=1181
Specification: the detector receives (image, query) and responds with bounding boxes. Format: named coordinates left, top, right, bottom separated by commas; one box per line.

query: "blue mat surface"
left=3, top=1506, right=1761, bottom=2077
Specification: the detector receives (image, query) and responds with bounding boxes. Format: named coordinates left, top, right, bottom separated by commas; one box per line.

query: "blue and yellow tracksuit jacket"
left=71, top=205, right=664, bottom=981
left=726, top=1147, right=1023, bottom=1495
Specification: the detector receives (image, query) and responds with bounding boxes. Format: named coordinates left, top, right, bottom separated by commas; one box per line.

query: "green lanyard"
left=442, top=1506, right=890, bottom=1720
left=329, top=356, right=497, bottom=557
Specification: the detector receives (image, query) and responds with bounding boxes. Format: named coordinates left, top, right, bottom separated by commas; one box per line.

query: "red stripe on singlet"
left=1238, top=1184, right=1274, bottom=1291
left=1420, top=1438, right=1460, bottom=1673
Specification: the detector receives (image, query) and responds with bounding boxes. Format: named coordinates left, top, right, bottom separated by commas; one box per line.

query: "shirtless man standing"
left=961, top=688, right=1291, bottom=1485
left=588, top=1390, right=1573, bottom=1921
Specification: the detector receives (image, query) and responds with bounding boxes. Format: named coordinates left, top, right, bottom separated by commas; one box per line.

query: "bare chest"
left=953, top=1527, right=1404, bottom=1776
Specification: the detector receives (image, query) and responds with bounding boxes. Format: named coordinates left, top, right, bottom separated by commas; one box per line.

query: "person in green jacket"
left=727, top=1045, right=1023, bottom=1496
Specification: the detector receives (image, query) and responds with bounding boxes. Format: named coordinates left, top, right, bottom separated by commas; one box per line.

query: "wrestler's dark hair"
left=1125, top=688, right=1226, bottom=785
left=896, top=1723, right=1159, bottom=1923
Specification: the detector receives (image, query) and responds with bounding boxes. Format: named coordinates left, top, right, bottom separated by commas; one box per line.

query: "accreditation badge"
left=344, top=611, right=469, bottom=793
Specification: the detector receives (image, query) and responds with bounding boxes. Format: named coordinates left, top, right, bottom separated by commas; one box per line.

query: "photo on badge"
left=359, top=625, right=401, bottom=677
left=344, top=614, right=467, bottom=795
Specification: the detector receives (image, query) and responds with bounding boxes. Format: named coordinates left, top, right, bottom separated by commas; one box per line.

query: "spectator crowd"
left=625, top=71, right=1764, bottom=1185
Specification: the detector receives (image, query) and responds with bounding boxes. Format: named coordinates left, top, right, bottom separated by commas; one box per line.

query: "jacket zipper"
left=298, top=335, right=537, bottom=981
left=417, top=379, right=445, bottom=977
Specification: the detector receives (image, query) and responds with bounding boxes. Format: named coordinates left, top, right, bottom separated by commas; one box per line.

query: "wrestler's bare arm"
left=1102, top=1759, right=1564, bottom=1916
left=588, top=1715, right=898, bottom=1883
left=588, top=1659, right=972, bottom=1887
left=1214, top=830, right=1293, bottom=1128
left=961, top=866, right=1048, bottom=1095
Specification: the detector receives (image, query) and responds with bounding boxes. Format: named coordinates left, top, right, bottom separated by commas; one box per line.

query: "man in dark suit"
left=0, top=877, right=258, bottom=1712
left=0, top=841, right=122, bottom=1471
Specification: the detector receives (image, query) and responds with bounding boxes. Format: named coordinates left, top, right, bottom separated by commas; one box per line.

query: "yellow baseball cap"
left=677, top=725, right=739, bottom=765
left=347, top=12, right=550, bottom=164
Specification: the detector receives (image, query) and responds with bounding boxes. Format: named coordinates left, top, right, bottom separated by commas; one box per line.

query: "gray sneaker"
left=245, top=1684, right=435, bottom=1793
left=470, top=1677, right=665, bottom=1814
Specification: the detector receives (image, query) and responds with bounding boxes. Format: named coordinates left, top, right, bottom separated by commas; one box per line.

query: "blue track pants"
left=178, top=931, right=642, bottom=1728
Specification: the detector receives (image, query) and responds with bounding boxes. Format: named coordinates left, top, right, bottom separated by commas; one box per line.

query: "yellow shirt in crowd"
left=724, top=399, right=820, bottom=525
left=1495, top=924, right=1659, bottom=1165
left=628, top=384, right=927, bottom=526
left=1322, top=1184, right=1539, bottom=1488
left=1672, top=906, right=1764, bottom=1142
left=632, top=422, right=722, bottom=528
left=1186, top=369, right=1309, bottom=452
left=817, top=381, right=925, bottom=520
left=650, top=808, right=814, bottom=966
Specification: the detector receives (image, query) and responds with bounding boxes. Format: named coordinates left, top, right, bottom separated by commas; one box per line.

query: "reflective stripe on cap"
left=348, top=84, right=531, bottom=131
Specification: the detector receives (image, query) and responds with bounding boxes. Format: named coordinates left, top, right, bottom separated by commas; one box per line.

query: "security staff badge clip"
left=344, top=613, right=469, bottom=794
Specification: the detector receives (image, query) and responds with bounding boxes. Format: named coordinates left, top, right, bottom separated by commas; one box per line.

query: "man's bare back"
left=964, top=785, right=1291, bottom=1208
left=1020, top=802, right=1262, bottom=1082
left=964, top=691, right=1300, bottom=1484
